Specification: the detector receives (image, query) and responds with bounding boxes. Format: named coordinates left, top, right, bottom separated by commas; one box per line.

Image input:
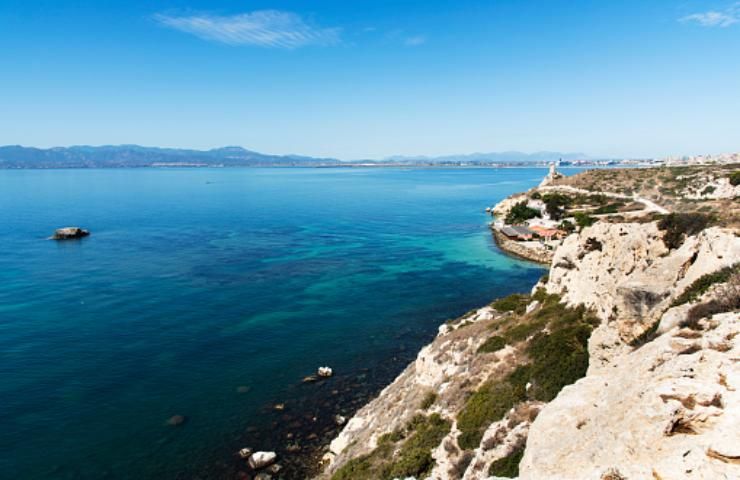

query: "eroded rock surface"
left=318, top=222, right=739, bottom=480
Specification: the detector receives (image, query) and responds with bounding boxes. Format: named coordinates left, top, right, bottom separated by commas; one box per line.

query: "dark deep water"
left=0, top=167, right=559, bottom=479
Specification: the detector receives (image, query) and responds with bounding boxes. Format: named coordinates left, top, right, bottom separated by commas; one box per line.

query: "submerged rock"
left=51, top=227, right=90, bottom=240
left=166, top=415, right=187, bottom=427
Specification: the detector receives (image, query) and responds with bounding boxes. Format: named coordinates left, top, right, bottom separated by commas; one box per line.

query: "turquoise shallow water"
left=0, top=167, right=556, bottom=479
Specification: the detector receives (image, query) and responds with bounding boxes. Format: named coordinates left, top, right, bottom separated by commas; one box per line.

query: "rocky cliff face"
left=318, top=222, right=739, bottom=480
left=522, top=223, right=739, bottom=480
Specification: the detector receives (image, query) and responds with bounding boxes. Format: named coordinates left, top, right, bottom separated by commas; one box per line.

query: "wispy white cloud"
left=404, top=35, right=427, bottom=46
left=154, top=10, right=340, bottom=48
left=680, top=3, right=740, bottom=27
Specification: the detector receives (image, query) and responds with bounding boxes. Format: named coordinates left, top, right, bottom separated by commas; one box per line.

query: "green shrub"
left=573, top=212, right=595, bottom=229
left=491, top=293, right=530, bottom=314
left=503, top=318, right=547, bottom=343
left=541, top=193, right=571, bottom=220
left=457, top=381, right=522, bottom=449
left=559, top=220, right=575, bottom=233
left=671, top=264, right=739, bottom=307
left=528, top=323, right=592, bottom=401
left=331, top=441, right=394, bottom=480
left=701, top=185, right=716, bottom=196
left=420, top=391, right=438, bottom=410
left=331, top=414, right=451, bottom=480
left=477, top=335, right=507, bottom=353
left=505, top=201, right=541, bottom=224
left=730, top=171, right=740, bottom=186
left=388, top=414, right=451, bottom=479
left=488, top=445, right=525, bottom=477
left=657, top=213, right=711, bottom=249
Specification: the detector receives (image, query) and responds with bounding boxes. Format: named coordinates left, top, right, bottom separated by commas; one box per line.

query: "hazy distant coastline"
left=0, top=144, right=646, bottom=169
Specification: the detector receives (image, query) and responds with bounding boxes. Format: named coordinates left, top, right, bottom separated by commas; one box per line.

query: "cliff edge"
left=318, top=168, right=740, bottom=480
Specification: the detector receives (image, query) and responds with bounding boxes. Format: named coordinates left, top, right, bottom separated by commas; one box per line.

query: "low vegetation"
left=488, top=444, right=525, bottom=477
left=477, top=335, right=507, bottom=353
left=420, top=391, right=438, bottom=410
left=657, top=212, right=713, bottom=249
left=671, top=264, right=739, bottom=307
left=491, top=293, right=530, bottom=315
left=331, top=414, right=451, bottom=480
left=730, top=171, right=740, bottom=186
left=682, top=269, right=740, bottom=328
left=457, top=293, right=598, bottom=449
left=573, top=212, right=596, bottom=229
left=505, top=201, right=541, bottom=224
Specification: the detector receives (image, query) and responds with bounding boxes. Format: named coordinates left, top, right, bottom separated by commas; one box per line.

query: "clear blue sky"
left=1, top=0, right=739, bottom=159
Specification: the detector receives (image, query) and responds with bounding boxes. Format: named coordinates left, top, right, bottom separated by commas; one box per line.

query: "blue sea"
left=0, top=167, right=557, bottom=479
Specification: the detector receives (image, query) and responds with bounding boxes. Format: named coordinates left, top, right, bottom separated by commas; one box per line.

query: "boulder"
left=318, top=366, right=333, bottom=377
left=248, top=451, right=277, bottom=470
left=51, top=227, right=90, bottom=240
left=238, top=447, right=252, bottom=459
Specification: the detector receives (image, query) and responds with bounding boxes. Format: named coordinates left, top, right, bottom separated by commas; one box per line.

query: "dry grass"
left=551, top=165, right=740, bottom=228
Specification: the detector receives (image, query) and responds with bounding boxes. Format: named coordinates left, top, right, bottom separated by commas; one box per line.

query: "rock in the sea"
left=254, top=473, right=272, bottom=480
left=318, top=366, right=333, bottom=377
left=302, top=375, right=319, bottom=383
left=248, top=451, right=277, bottom=469
left=166, top=415, right=187, bottom=427
left=51, top=227, right=90, bottom=240
left=238, top=447, right=252, bottom=459
left=236, top=385, right=251, bottom=394
left=334, top=414, right=346, bottom=426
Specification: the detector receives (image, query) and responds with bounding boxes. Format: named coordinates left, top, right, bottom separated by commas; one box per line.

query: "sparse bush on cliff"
left=457, top=381, right=522, bottom=449
left=491, top=293, right=530, bottom=314
left=335, top=293, right=600, bottom=473
left=477, top=335, right=507, bottom=353
left=420, top=391, right=437, bottom=410
left=529, top=321, right=592, bottom=401
left=331, top=413, right=451, bottom=480
left=671, top=264, right=739, bottom=307
left=683, top=272, right=740, bottom=328
left=730, top=171, right=740, bottom=186
left=457, top=295, right=597, bottom=450
left=488, top=443, right=525, bottom=477
left=657, top=212, right=712, bottom=249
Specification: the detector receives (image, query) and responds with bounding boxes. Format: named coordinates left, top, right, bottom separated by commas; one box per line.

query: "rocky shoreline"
left=316, top=169, right=740, bottom=479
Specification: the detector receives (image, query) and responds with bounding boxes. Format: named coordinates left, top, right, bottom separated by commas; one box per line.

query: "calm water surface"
left=0, top=168, right=558, bottom=479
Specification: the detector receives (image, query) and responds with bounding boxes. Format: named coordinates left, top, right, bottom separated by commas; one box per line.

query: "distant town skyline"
left=1, top=0, right=739, bottom=159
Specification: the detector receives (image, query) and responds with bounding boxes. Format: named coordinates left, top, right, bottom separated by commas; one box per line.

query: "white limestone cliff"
left=319, top=222, right=739, bottom=480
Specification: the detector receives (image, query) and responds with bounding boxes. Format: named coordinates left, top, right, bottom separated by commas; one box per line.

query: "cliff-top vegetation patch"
left=550, top=164, right=740, bottom=228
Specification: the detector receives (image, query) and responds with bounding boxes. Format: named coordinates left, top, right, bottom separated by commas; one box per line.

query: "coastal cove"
left=0, top=167, right=570, bottom=479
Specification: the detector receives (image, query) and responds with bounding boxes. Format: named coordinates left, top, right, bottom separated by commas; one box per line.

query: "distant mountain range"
left=0, top=145, right=589, bottom=168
